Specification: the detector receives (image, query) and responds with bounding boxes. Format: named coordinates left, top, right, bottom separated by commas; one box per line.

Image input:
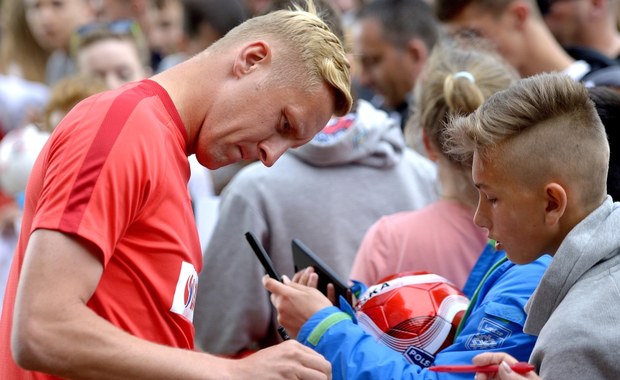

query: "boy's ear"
left=544, top=182, right=567, bottom=226
left=232, top=41, right=272, bottom=78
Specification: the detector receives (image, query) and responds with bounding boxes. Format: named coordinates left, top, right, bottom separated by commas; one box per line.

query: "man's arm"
left=12, top=229, right=331, bottom=379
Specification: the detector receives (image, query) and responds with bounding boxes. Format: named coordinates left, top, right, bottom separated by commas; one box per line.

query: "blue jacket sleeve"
left=297, top=256, right=551, bottom=380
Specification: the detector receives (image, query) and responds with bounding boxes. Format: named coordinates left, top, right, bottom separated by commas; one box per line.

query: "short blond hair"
left=209, top=0, right=352, bottom=116
left=447, top=73, right=609, bottom=206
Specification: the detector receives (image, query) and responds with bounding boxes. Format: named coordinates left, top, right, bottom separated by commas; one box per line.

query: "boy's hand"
left=263, top=274, right=333, bottom=338
left=473, top=353, right=540, bottom=380
left=292, top=267, right=339, bottom=305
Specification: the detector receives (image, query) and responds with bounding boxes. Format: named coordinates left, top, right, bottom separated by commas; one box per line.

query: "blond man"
left=446, top=72, right=620, bottom=379
left=0, top=1, right=352, bottom=379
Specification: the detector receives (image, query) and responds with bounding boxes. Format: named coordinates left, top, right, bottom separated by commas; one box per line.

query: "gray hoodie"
left=193, top=100, right=438, bottom=355
left=525, top=197, right=620, bottom=379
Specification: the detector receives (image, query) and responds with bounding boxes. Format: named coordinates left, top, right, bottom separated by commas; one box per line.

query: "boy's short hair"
left=209, top=0, right=352, bottom=116
left=447, top=73, right=609, bottom=206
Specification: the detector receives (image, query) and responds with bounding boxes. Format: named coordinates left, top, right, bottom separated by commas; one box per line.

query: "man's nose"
left=258, top=139, right=290, bottom=167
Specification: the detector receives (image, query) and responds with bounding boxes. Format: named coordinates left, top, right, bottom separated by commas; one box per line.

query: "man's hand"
left=263, top=273, right=332, bottom=338
left=472, top=353, right=540, bottom=380
left=237, top=340, right=332, bottom=380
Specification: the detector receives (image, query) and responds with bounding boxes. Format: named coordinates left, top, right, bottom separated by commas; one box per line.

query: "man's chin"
left=193, top=150, right=233, bottom=169
left=204, top=157, right=240, bottom=170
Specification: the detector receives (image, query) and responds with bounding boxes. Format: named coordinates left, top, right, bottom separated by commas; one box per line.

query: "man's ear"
left=405, top=38, right=430, bottom=82
left=405, top=38, right=429, bottom=65
left=232, top=41, right=271, bottom=78
left=544, top=182, right=567, bottom=226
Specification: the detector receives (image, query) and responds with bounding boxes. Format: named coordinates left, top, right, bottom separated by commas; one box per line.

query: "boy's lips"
left=495, top=240, right=503, bottom=251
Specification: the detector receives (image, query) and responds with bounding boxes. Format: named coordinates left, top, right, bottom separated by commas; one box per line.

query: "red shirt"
left=0, top=80, right=202, bottom=379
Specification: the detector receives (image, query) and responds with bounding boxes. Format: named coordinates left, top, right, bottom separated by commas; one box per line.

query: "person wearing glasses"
left=0, top=1, right=352, bottom=379
left=73, top=19, right=152, bottom=89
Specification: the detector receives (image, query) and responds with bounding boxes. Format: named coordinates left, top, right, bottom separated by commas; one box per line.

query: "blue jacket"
left=297, top=255, right=551, bottom=380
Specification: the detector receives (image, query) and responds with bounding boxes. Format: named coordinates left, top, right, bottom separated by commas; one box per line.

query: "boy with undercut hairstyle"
left=445, top=72, right=620, bottom=379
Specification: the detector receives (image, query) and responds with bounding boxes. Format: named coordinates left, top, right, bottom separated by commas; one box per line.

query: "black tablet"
left=291, top=239, right=352, bottom=304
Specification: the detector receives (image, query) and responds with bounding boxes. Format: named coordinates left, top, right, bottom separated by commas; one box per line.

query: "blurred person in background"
left=242, top=0, right=274, bottom=16
left=351, top=0, right=439, bottom=131
left=0, top=0, right=49, bottom=83
left=73, top=19, right=152, bottom=89
left=23, top=0, right=95, bottom=85
left=540, top=0, right=620, bottom=68
left=156, top=0, right=248, bottom=73
left=94, top=0, right=162, bottom=70
left=434, top=0, right=620, bottom=87
left=148, top=0, right=186, bottom=72
left=0, top=0, right=51, bottom=136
